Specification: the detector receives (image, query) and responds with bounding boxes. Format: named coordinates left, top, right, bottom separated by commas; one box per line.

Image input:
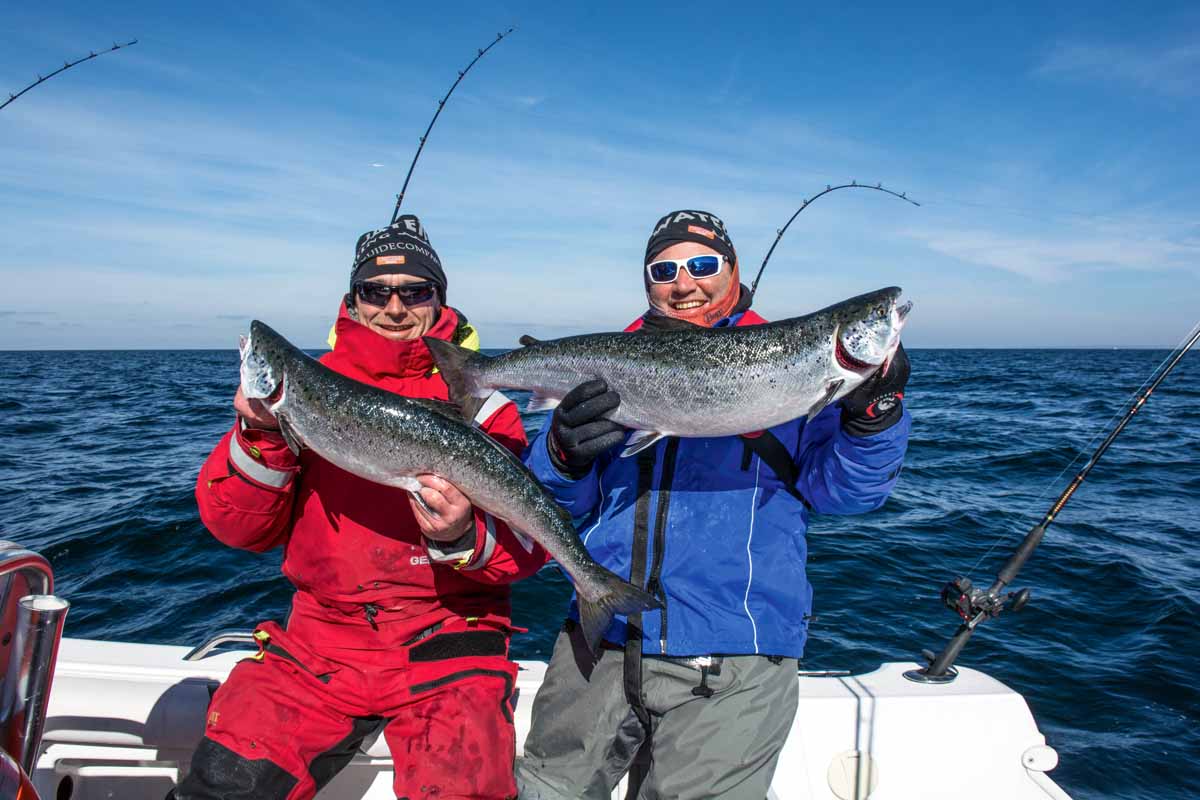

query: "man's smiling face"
left=353, top=274, right=442, bottom=341
left=646, top=241, right=735, bottom=319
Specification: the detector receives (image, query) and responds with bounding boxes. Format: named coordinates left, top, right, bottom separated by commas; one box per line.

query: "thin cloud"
left=1035, top=39, right=1200, bottom=97
left=2, top=57, right=1198, bottom=349
left=905, top=224, right=1200, bottom=282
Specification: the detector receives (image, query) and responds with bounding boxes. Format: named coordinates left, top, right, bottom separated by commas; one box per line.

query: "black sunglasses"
left=353, top=280, right=437, bottom=307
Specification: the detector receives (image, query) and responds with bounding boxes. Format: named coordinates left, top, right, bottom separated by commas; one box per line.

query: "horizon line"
left=0, top=345, right=1190, bottom=353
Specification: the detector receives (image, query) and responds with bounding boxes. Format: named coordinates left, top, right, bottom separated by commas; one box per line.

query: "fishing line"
left=750, top=181, right=920, bottom=295
left=1, top=40, right=138, bottom=112
left=962, top=329, right=1198, bottom=576
left=390, top=28, right=515, bottom=223
left=911, top=315, right=1200, bottom=681
left=962, top=317, right=1200, bottom=577
left=1025, top=343, right=1184, bottom=506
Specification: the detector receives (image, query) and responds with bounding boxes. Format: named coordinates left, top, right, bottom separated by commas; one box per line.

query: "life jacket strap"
left=623, top=449, right=657, bottom=731
left=740, top=432, right=812, bottom=510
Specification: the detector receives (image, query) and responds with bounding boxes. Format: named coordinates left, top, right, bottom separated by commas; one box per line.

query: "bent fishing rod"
left=1, top=40, right=138, bottom=112
left=750, top=181, right=920, bottom=295
left=906, top=322, right=1200, bottom=683
left=390, top=28, right=515, bottom=223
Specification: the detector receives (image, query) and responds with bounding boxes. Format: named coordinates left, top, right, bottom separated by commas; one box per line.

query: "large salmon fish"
left=238, top=320, right=660, bottom=652
left=426, top=287, right=911, bottom=455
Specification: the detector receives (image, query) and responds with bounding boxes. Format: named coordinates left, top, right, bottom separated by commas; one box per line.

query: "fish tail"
left=423, top=336, right=490, bottom=422
left=578, top=570, right=663, bottom=654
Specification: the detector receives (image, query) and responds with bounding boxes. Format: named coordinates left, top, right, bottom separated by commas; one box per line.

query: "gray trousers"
left=517, top=625, right=799, bottom=800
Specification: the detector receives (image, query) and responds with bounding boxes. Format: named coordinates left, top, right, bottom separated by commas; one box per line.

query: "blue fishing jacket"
left=525, top=377, right=910, bottom=659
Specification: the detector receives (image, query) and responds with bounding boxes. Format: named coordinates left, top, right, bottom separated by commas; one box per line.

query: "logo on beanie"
left=357, top=240, right=441, bottom=269
left=398, top=216, right=426, bottom=240
left=377, top=255, right=406, bottom=265
left=652, top=210, right=727, bottom=239
left=356, top=216, right=431, bottom=255
left=645, top=209, right=737, bottom=268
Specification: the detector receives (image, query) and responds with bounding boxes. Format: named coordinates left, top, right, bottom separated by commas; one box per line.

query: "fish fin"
left=526, top=392, right=561, bottom=413
left=397, top=477, right=440, bottom=518
left=276, top=415, right=303, bottom=457
left=406, top=489, right=440, bottom=519
left=880, top=348, right=897, bottom=378
left=620, top=430, right=665, bottom=457
left=806, top=379, right=844, bottom=421
left=423, top=337, right=488, bottom=422
left=577, top=570, right=663, bottom=655
left=518, top=334, right=542, bottom=347
left=512, top=528, right=536, bottom=553
left=395, top=476, right=423, bottom=492
left=637, top=313, right=701, bottom=333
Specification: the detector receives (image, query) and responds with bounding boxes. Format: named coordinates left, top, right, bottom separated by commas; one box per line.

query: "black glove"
left=841, top=343, right=910, bottom=436
left=547, top=379, right=626, bottom=478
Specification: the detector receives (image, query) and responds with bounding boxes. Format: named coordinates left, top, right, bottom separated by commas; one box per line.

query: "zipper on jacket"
left=262, top=643, right=334, bottom=684
left=364, top=603, right=380, bottom=631
left=648, top=438, right=680, bottom=655
left=624, top=447, right=658, bottom=730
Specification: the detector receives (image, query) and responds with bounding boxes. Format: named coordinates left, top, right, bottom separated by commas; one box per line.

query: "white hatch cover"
left=828, top=749, right=879, bottom=799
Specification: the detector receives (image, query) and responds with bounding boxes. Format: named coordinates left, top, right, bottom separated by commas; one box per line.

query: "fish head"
left=833, top=287, right=912, bottom=378
left=240, top=320, right=292, bottom=409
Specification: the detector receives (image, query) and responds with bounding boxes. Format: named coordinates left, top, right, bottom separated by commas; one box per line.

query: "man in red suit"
left=175, top=215, right=545, bottom=800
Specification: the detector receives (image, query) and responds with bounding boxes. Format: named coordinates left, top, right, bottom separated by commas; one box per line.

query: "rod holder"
left=2, top=595, right=69, bottom=775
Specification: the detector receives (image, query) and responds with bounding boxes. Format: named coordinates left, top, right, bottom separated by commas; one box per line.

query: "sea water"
left=0, top=348, right=1197, bottom=799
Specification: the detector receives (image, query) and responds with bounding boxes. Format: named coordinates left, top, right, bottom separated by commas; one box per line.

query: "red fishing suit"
left=181, top=306, right=547, bottom=800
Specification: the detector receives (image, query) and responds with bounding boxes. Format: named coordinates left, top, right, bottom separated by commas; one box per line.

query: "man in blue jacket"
left=516, top=210, right=911, bottom=799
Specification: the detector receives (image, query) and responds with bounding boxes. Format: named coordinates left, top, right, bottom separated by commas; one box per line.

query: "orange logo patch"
left=687, top=225, right=716, bottom=239
left=207, top=711, right=220, bottom=727
left=377, top=255, right=406, bottom=265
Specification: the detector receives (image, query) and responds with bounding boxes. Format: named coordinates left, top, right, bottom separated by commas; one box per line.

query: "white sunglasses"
left=645, top=254, right=727, bottom=284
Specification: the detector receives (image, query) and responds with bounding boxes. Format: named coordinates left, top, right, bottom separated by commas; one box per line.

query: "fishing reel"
left=905, top=578, right=1034, bottom=684
left=940, top=577, right=1031, bottom=624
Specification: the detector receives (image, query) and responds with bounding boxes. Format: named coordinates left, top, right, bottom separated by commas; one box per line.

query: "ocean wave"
left=0, top=348, right=1197, bottom=799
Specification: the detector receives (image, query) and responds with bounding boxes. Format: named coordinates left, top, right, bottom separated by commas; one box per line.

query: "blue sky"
left=2, top=1, right=1198, bottom=348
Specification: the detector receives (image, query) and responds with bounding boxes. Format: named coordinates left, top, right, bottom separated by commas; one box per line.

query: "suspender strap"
left=740, top=431, right=812, bottom=510
left=624, top=448, right=657, bottom=731
left=646, top=439, right=680, bottom=653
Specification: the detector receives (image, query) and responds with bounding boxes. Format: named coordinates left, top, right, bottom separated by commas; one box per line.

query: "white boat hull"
left=34, top=637, right=1071, bottom=799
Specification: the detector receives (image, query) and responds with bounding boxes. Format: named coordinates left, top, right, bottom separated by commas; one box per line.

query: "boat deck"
left=32, top=637, right=1071, bottom=799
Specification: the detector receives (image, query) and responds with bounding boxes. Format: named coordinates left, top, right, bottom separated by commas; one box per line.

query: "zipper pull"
left=691, top=658, right=715, bottom=698
left=364, top=603, right=380, bottom=631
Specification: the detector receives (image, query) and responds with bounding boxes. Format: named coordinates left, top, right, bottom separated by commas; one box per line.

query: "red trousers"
left=176, top=614, right=519, bottom=800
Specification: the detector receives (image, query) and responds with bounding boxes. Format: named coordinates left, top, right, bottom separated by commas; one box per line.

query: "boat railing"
left=182, top=630, right=257, bottom=661
left=0, top=541, right=70, bottom=784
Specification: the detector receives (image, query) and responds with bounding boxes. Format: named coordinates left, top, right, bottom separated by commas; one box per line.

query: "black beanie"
left=350, top=214, right=447, bottom=301
left=644, top=210, right=737, bottom=266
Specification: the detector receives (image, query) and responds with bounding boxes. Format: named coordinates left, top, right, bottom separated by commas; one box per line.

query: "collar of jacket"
left=625, top=297, right=767, bottom=332
left=323, top=303, right=479, bottom=380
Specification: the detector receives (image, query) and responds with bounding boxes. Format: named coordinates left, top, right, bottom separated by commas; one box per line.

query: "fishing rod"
left=390, top=28, right=516, bottom=223
left=750, top=181, right=920, bottom=295
left=906, top=321, right=1200, bottom=683
left=1, top=40, right=138, bottom=112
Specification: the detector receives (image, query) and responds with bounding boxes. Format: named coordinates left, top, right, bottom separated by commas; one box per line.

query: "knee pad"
left=174, top=737, right=299, bottom=800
